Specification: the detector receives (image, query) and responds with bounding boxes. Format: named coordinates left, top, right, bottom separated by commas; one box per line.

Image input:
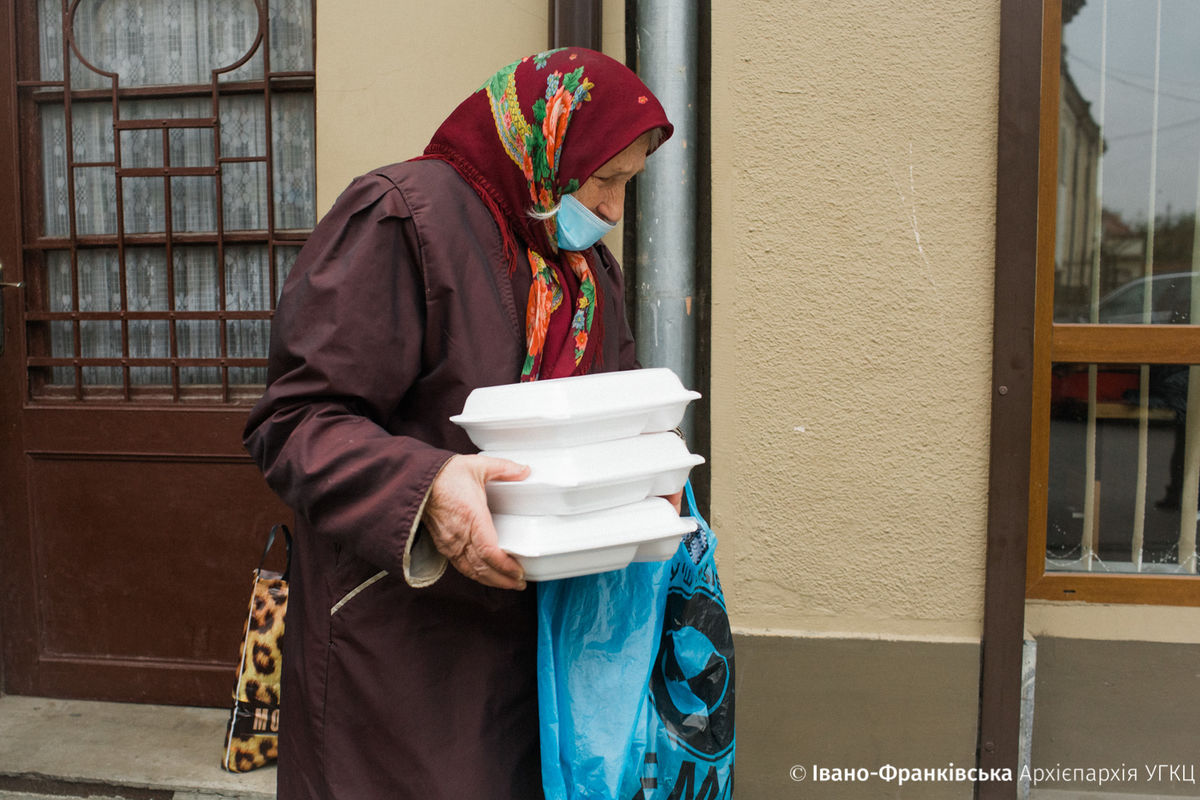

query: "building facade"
left=2, top=1, right=1198, bottom=798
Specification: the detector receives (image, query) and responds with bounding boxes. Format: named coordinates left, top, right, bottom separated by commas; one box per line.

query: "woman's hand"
left=662, top=489, right=683, bottom=514
left=422, top=454, right=530, bottom=590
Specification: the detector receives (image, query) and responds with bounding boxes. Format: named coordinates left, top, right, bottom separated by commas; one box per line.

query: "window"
left=19, top=0, right=315, bottom=402
left=1028, top=0, right=1200, bottom=603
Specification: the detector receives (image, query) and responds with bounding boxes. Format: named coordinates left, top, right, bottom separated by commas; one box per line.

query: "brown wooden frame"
left=975, top=0, right=1045, bottom=792
left=980, top=0, right=1200, bottom=789
left=0, top=0, right=30, bottom=702
left=1024, top=1, right=1200, bottom=608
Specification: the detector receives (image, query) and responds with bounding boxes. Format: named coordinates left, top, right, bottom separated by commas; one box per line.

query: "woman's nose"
left=594, top=188, right=624, bottom=224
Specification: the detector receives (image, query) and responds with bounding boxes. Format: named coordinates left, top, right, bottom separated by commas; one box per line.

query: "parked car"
left=1051, top=272, right=1195, bottom=417
left=1088, top=271, right=1194, bottom=324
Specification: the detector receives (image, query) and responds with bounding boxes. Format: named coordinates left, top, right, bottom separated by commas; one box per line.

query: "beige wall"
left=315, top=0, right=625, bottom=219
left=316, top=1, right=545, bottom=214
left=710, top=2, right=1000, bottom=640
left=1026, top=601, right=1200, bottom=643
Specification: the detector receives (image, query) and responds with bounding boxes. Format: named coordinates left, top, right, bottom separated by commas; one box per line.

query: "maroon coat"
left=244, top=159, right=637, bottom=799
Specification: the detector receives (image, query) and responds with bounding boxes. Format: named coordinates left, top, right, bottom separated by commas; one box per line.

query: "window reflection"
left=1047, top=362, right=1199, bottom=573
left=1053, top=0, right=1200, bottom=325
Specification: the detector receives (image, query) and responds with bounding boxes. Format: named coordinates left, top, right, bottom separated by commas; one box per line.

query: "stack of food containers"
left=450, top=368, right=704, bottom=580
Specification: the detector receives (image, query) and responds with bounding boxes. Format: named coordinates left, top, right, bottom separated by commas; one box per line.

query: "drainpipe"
left=632, top=1, right=699, bottom=439
left=551, top=0, right=701, bottom=442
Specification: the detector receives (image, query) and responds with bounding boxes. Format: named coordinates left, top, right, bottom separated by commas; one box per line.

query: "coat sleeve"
left=244, top=174, right=454, bottom=586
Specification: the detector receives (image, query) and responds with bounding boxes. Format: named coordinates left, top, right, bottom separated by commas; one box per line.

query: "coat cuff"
left=402, top=459, right=451, bottom=587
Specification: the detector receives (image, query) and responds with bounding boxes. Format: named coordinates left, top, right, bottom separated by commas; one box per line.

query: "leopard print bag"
left=222, top=523, right=290, bottom=772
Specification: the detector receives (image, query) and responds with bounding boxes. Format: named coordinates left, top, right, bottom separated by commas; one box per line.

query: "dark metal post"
left=549, top=0, right=602, bottom=50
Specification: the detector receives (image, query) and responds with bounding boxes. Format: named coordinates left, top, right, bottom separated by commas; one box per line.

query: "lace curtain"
left=37, top=0, right=315, bottom=388
left=38, top=0, right=314, bottom=84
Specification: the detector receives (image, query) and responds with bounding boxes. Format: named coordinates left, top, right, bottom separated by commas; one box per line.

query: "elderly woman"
left=244, top=48, right=673, bottom=798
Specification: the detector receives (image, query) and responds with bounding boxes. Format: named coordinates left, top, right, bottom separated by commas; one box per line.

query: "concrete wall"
left=1026, top=601, right=1200, bottom=644
left=704, top=3, right=1001, bottom=792
left=737, top=634, right=980, bottom=799
left=1029, top=638, right=1200, bottom=798
left=709, top=3, right=998, bottom=638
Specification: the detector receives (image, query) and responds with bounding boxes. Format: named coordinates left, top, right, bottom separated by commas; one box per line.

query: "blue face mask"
left=556, top=193, right=616, bottom=251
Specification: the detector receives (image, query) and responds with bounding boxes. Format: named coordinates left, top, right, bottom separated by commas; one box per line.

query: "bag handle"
left=681, top=480, right=713, bottom=568
left=258, top=523, right=293, bottom=581
left=683, top=480, right=711, bottom=531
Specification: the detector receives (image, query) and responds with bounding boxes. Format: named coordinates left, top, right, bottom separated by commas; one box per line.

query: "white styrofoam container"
left=450, top=368, right=701, bottom=450
left=482, top=432, right=704, bottom=516
left=493, top=497, right=697, bottom=581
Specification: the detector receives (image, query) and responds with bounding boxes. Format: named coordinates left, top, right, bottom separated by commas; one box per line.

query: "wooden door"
left=0, top=0, right=313, bottom=707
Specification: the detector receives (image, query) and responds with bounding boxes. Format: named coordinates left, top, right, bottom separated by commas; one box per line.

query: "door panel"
left=1, top=0, right=313, bottom=706
left=24, top=409, right=291, bottom=705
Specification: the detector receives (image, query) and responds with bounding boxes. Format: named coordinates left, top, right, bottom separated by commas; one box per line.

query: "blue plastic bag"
left=538, top=482, right=736, bottom=799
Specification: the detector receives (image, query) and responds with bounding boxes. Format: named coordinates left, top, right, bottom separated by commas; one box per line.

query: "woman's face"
left=570, top=131, right=653, bottom=224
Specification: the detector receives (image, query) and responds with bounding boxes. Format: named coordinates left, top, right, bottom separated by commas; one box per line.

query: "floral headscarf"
left=423, top=48, right=672, bottom=381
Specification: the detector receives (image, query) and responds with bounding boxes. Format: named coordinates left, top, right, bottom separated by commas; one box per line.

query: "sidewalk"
left=0, top=696, right=274, bottom=800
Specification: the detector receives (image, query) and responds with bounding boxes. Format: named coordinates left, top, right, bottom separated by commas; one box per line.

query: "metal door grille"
left=16, top=0, right=315, bottom=403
